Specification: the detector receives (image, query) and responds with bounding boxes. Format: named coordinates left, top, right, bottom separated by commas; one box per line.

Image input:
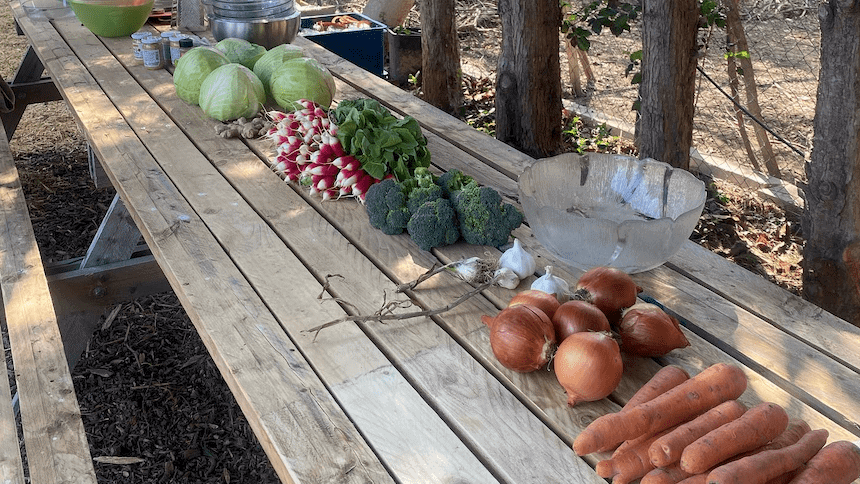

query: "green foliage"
left=561, top=0, right=640, bottom=53
left=563, top=117, right=622, bottom=154
left=700, top=0, right=726, bottom=28
left=331, top=98, right=431, bottom=182
left=407, top=198, right=461, bottom=251
left=451, top=181, right=523, bottom=248
left=364, top=178, right=411, bottom=235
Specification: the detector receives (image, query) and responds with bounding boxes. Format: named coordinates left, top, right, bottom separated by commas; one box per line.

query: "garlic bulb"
left=498, top=238, right=536, bottom=279
left=531, top=266, right=570, bottom=301
left=493, top=267, right=521, bottom=289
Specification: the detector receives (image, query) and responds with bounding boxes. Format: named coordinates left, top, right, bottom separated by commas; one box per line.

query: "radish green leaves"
left=331, top=99, right=430, bottom=181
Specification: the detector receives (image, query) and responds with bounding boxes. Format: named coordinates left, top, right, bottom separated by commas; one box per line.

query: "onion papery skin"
left=482, top=304, right=557, bottom=373
left=508, top=289, right=562, bottom=321
left=618, top=303, right=690, bottom=357
left=551, top=300, right=611, bottom=343
left=573, top=266, right=642, bottom=325
left=554, top=331, right=623, bottom=406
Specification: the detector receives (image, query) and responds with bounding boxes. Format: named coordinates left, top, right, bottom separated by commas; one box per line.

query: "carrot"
left=762, top=469, right=802, bottom=484
left=677, top=475, right=708, bottom=484
left=574, top=362, right=748, bottom=456
left=641, top=464, right=694, bottom=484
left=786, top=440, right=860, bottom=484
left=706, top=428, right=828, bottom=484
left=762, top=419, right=812, bottom=450
left=641, top=420, right=811, bottom=484
left=597, top=427, right=676, bottom=484
left=680, top=402, right=789, bottom=475
left=649, top=400, right=747, bottom=467
left=625, top=365, right=691, bottom=410
left=611, top=365, right=692, bottom=458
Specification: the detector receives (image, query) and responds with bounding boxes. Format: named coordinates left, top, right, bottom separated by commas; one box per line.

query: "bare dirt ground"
left=2, top=0, right=805, bottom=482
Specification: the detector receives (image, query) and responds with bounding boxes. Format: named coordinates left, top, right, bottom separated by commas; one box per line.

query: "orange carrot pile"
left=575, top=363, right=859, bottom=484
left=705, top=428, right=829, bottom=484
left=574, top=362, right=748, bottom=455
left=612, top=365, right=691, bottom=458
left=679, top=401, right=789, bottom=474
left=649, top=400, right=747, bottom=468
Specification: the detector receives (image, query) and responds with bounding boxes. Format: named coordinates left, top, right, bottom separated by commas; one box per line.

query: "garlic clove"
left=493, top=267, right=521, bottom=289
left=498, top=238, right=537, bottom=279
left=531, top=265, right=570, bottom=302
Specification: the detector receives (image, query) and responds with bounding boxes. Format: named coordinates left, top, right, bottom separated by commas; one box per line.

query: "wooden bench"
left=1, top=118, right=97, bottom=483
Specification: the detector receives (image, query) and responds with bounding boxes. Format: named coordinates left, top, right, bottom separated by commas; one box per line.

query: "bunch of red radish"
left=576, top=363, right=860, bottom=484
left=266, top=100, right=380, bottom=201
left=480, top=266, right=690, bottom=406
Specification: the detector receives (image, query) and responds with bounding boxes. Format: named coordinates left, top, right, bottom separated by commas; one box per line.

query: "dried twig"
left=395, top=257, right=497, bottom=293
left=304, top=278, right=497, bottom=341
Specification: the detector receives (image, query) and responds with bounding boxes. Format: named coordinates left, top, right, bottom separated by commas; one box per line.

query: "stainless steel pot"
left=210, top=9, right=301, bottom=49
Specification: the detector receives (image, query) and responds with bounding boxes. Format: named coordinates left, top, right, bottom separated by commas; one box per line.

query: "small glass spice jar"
left=169, top=34, right=189, bottom=65
left=141, top=37, right=164, bottom=70
left=131, top=31, right=152, bottom=66
left=173, top=38, right=194, bottom=66
left=160, top=30, right=179, bottom=65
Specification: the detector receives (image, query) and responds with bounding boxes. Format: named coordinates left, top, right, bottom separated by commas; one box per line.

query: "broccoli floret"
left=437, top=169, right=475, bottom=198
left=451, top=181, right=524, bottom=247
left=364, top=178, right=411, bottom=235
left=407, top=198, right=461, bottom=251
left=406, top=167, right=443, bottom=213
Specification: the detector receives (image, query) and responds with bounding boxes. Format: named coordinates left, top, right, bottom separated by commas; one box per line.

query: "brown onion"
left=573, top=266, right=642, bottom=325
left=552, top=300, right=611, bottom=342
left=618, top=303, right=690, bottom=357
left=554, top=331, right=623, bottom=406
left=508, top=289, right=561, bottom=320
left=482, top=304, right=556, bottom=373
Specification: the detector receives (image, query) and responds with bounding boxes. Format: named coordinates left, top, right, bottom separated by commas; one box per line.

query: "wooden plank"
left=93, top=29, right=600, bottom=484
left=666, top=242, right=860, bottom=372
left=10, top=8, right=392, bottom=483
left=0, top=122, right=26, bottom=484
left=0, top=106, right=96, bottom=484
left=68, top=24, right=507, bottom=484
left=79, top=193, right=142, bottom=268
left=86, top=144, right=111, bottom=188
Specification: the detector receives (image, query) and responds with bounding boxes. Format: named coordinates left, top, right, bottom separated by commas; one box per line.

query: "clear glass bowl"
left=518, top=153, right=706, bottom=273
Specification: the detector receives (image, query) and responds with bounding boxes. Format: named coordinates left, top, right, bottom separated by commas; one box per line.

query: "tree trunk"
left=363, top=0, right=415, bottom=27
left=636, top=0, right=698, bottom=169
left=495, top=0, right=563, bottom=158
left=419, top=0, right=463, bottom=113
left=802, top=0, right=860, bottom=325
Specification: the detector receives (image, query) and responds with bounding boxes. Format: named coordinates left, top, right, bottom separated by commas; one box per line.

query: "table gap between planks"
left=8, top=3, right=860, bottom=482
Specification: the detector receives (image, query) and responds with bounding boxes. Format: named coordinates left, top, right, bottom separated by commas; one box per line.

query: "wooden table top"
left=9, top=3, right=860, bottom=482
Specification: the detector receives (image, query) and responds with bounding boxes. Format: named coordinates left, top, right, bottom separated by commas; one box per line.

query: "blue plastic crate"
left=300, top=13, right=386, bottom=76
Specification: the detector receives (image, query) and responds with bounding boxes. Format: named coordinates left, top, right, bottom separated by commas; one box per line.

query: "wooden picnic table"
left=5, top=2, right=860, bottom=482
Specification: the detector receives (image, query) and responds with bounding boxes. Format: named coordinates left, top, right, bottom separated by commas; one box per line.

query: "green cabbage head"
left=253, top=44, right=306, bottom=98
left=198, top=64, right=265, bottom=121
left=270, top=57, right=336, bottom=111
left=215, top=37, right=267, bottom=70
left=173, top=46, right=230, bottom=105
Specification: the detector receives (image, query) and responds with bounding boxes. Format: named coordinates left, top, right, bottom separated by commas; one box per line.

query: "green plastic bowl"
left=68, top=0, right=154, bottom=38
